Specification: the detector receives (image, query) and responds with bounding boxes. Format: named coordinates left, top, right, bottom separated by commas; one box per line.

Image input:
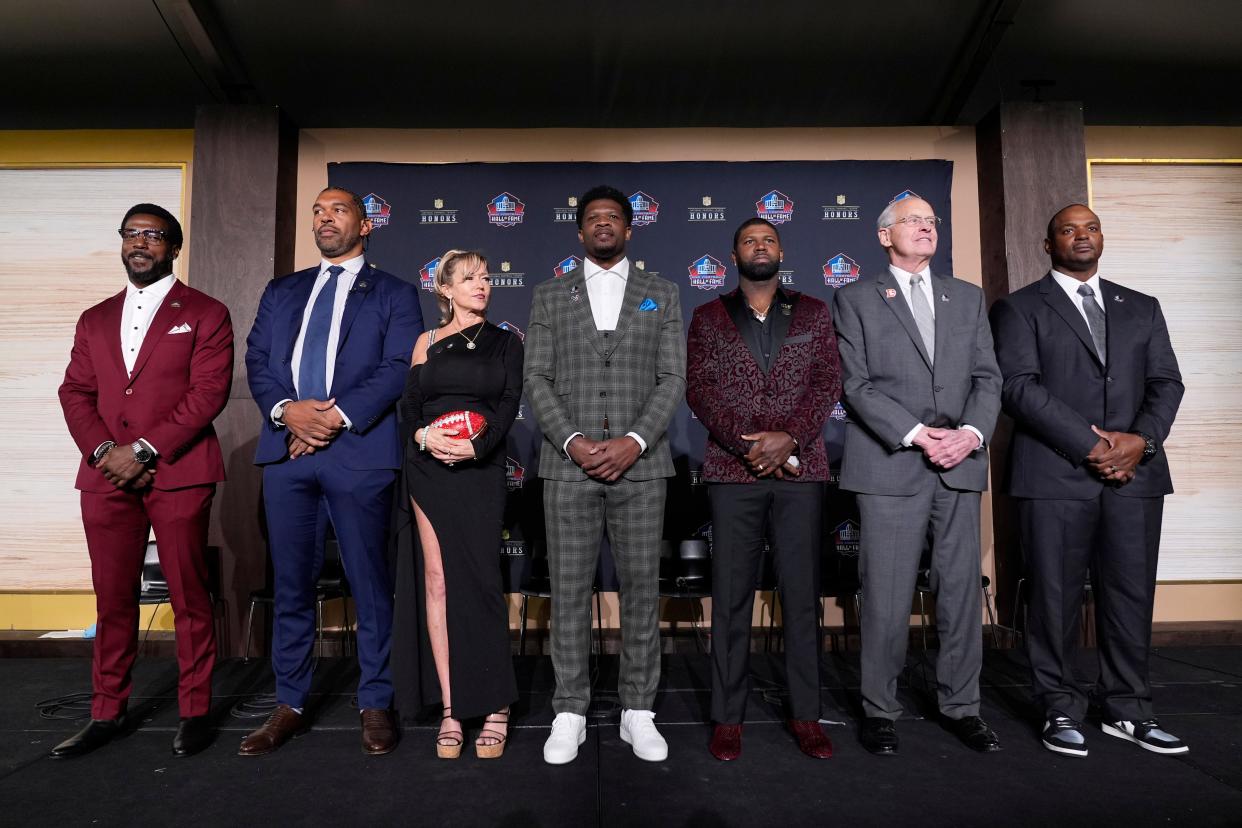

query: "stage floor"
left=2, top=648, right=1240, bottom=827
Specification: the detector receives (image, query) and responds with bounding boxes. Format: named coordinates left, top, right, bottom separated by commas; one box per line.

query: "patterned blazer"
left=524, top=263, right=687, bottom=482
left=687, top=288, right=841, bottom=483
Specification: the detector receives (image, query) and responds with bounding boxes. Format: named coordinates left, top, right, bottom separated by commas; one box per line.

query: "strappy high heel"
left=437, top=707, right=463, bottom=759
left=475, top=708, right=510, bottom=759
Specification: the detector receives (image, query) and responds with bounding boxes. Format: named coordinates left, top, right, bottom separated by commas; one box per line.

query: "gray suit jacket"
left=524, top=264, right=687, bottom=482
left=831, top=268, right=1001, bottom=495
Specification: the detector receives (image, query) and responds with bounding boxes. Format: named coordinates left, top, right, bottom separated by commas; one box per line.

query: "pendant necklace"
left=457, top=321, right=484, bottom=350
left=748, top=298, right=773, bottom=323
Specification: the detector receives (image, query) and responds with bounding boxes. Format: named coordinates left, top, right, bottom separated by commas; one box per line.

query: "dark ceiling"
left=3, top=0, right=1240, bottom=130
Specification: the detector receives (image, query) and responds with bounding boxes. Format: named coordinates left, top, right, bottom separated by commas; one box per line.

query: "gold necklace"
left=747, top=298, right=773, bottom=322
left=455, top=320, right=484, bottom=350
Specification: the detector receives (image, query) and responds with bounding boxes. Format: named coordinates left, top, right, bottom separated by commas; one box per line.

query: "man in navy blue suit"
left=240, top=187, right=423, bottom=756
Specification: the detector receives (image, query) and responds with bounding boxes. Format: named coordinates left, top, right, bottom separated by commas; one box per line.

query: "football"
left=428, top=410, right=488, bottom=440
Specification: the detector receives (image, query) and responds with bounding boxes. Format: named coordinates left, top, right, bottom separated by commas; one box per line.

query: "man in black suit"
left=990, top=204, right=1186, bottom=758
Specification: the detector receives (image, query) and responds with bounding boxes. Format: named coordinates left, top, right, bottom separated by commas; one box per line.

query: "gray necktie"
left=909, top=273, right=935, bottom=363
left=1077, top=283, right=1107, bottom=361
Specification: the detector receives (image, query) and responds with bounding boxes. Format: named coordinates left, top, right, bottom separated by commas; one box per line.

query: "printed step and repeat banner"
left=329, top=160, right=954, bottom=590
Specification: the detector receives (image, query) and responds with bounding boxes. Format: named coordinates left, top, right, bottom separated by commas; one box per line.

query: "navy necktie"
left=299, top=265, right=343, bottom=400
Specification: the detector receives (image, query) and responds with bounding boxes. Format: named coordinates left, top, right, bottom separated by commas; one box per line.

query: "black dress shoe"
left=172, top=716, right=215, bottom=757
left=50, top=718, right=123, bottom=759
left=860, top=717, right=899, bottom=755
left=947, top=715, right=1001, bottom=752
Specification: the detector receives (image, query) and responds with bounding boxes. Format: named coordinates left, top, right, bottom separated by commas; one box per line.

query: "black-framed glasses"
left=891, top=215, right=941, bottom=228
left=118, top=228, right=169, bottom=242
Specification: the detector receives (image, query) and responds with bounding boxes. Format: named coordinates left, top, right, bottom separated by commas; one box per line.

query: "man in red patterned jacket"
left=687, top=218, right=842, bottom=761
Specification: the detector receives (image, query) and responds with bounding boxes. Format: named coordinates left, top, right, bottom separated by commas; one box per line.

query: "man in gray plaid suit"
left=525, top=185, right=687, bottom=764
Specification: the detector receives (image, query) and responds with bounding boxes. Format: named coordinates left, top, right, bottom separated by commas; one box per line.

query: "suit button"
left=122, top=420, right=129, bottom=427
left=281, top=358, right=288, bottom=364
left=124, top=388, right=133, bottom=396
left=933, top=385, right=943, bottom=392
left=1106, top=376, right=1114, bottom=383
left=605, top=361, right=611, bottom=367
left=599, top=391, right=607, bottom=398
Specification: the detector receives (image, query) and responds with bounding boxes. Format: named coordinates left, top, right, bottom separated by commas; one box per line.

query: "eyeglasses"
left=118, top=228, right=170, bottom=242
left=889, top=215, right=941, bottom=228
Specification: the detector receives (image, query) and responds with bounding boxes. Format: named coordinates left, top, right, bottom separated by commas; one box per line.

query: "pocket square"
left=168, top=323, right=192, bottom=335
left=783, top=333, right=812, bottom=345
left=638, top=298, right=658, bottom=311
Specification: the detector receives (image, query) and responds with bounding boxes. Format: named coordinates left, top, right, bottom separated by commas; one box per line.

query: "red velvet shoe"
left=788, top=719, right=833, bottom=759
left=709, top=723, right=742, bottom=761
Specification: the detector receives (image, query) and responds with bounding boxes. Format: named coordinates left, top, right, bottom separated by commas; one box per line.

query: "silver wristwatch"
left=131, top=441, right=155, bottom=465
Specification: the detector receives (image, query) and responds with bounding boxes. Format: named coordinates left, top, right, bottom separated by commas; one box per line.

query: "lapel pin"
left=885, top=288, right=897, bottom=299
left=356, top=280, right=369, bottom=291
left=940, top=293, right=949, bottom=302
left=1113, top=294, right=1123, bottom=302
left=781, top=303, right=792, bottom=316
left=170, top=301, right=181, bottom=309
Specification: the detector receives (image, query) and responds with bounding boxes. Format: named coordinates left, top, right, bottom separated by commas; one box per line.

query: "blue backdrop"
left=329, top=160, right=954, bottom=591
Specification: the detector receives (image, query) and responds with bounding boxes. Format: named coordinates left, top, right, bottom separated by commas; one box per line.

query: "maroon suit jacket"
left=687, top=288, right=842, bottom=483
left=59, top=279, right=234, bottom=493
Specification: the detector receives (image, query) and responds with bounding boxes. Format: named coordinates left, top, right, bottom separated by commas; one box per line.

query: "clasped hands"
left=1085, top=425, right=1145, bottom=486
left=740, top=431, right=800, bottom=478
left=420, top=425, right=478, bottom=465
left=913, top=427, right=979, bottom=470
left=285, top=398, right=346, bottom=459
left=567, top=435, right=642, bottom=483
left=97, top=447, right=154, bottom=490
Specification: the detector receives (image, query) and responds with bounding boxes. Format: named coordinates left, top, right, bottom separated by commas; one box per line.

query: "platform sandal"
left=475, top=708, right=510, bottom=759
left=437, top=707, right=463, bottom=759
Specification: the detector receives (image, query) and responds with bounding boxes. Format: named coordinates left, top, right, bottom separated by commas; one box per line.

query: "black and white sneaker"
left=1041, top=716, right=1088, bottom=757
left=1102, top=719, right=1189, bottom=755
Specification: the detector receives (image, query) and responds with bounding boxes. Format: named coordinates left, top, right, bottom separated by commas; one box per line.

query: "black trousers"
left=1019, top=490, right=1164, bottom=722
left=709, top=480, right=823, bottom=724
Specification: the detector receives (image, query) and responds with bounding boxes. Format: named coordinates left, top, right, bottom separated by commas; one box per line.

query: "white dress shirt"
left=273, top=255, right=362, bottom=428
left=1050, top=269, right=1105, bottom=326
left=887, top=265, right=984, bottom=451
left=562, top=257, right=647, bottom=455
left=121, top=273, right=177, bottom=375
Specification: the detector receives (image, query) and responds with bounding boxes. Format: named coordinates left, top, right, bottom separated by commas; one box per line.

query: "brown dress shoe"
left=238, top=705, right=306, bottom=756
left=709, top=724, right=742, bottom=761
left=788, top=719, right=833, bottom=759
left=360, top=708, right=397, bottom=755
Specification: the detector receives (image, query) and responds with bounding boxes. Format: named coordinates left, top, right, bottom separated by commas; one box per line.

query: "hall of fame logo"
left=628, top=191, right=659, bottom=226
left=505, top=457, right=526, bottom=490
left=822, top=193, right=860, bottom=221
left=755, top=190, right=794, bottom=224
left=554, top=196, right=579, bottom=223
left=889, top=189, right=922, bottom=204
left=693, top=521, right=713, bottom=547
left=419, top=257, right=440, bottom=291
left=688, top=195, right=727, bottom=223
left=834, top=519, right=860, bottom=556
left=487, top=192, right=525, bottom=228
left=829, top=401, right=848, bottom=421
left=361, top=193, right=391, bottom=228
left=496, top=320, right=525, bottom=341
left=419, top=197, right=457, bottom=224
left=489, top=261, right=525, bottom=288
left=823, top=253, right=861, bottom=288
left=554, top=255, right=582, bottom=278
left=688, top=254, right=727, bottom=291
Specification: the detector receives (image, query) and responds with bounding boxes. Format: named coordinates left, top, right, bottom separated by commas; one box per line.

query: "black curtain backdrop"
left=329, top=160, right=953, bottom=592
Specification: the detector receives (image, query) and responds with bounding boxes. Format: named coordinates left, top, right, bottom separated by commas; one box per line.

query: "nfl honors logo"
left=688, top=254, right=727, bottom=291
left=822, top=193, right=860, bottom=221
left=688, top=195, right=727, bottom=222
left=505, top=457, right=526, bottom=490
left=361, top=193, right=391, bottom=228
left=489, top=261, right=525, bottom=288
left=487, top=192, right=525, bottom=228
left=554, top=255, right=582, bottom=278
left=834, top=520, right=860, bottom=556
left=554, top=196, right=578, bottom=223
left=418, top=257, right=440, bottom=292
left=420, top=197, right=457, bottom=224
left=823, top=253, right=861, bottom=288
left=756, top=190, right=794, bottom=224
left=628, top=191, right=660, bottom=226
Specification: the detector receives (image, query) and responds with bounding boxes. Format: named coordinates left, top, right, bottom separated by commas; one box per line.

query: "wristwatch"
left=91, top=440, right=116, bottom=467
left=131, top=440, right=155, bottom=465
left=1136, top=432, right=1158, bottom=464
left=273, top=400, right=289, bottom=425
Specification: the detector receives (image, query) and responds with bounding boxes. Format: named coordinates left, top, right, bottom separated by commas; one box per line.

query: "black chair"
left=819, top=551, right=862, bottom=653
left=517, top=541, right=604, bottom=656
left=138, top=541, right=226, bottom=653
left=657, top=539, right=712, bottom=652
left=242, top=536, right=354, bottom=662
left=914, top=569, right=1002, bottom=650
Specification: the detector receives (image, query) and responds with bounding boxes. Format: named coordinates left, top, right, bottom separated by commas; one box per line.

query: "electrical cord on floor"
left=35, top=693, right=93, bottom=720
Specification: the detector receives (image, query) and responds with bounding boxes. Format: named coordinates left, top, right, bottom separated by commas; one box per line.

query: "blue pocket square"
left=638, top=298, right=658, bottom=311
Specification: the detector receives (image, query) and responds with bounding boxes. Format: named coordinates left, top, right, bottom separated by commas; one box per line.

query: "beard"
left=315, top=227, right=361, bottom=258
left=737, top=257, right=780, bottom=282
left=122, top=250, right=174, bottom=285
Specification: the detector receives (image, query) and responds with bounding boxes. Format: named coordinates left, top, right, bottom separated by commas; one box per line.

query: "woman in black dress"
left=395, top=249, right=522, bottom=759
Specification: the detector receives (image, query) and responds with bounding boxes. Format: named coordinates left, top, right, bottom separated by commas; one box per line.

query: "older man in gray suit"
left=525, top=184, right=686, bottom=765
left=832, top=193, right=1002, bottom=756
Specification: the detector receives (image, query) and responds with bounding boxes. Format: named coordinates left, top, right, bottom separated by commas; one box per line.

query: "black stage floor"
left=2, top=648, right=1240, bottom=827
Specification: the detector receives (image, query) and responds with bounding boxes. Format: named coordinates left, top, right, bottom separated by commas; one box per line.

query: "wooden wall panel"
left=1091, top=162, right=1242, bottom=581
left=0, top=167, right=183, bottom=589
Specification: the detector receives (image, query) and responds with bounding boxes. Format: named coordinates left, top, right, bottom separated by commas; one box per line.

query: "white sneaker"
left=620, top=709, right=668, bottom=762
left=543, top=712, right=587, bottom=765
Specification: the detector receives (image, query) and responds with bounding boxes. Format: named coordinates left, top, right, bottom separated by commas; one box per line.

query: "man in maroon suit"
left=55, top=203, right=233, bottom=759
left=686, top=218, right=842, bottom=761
